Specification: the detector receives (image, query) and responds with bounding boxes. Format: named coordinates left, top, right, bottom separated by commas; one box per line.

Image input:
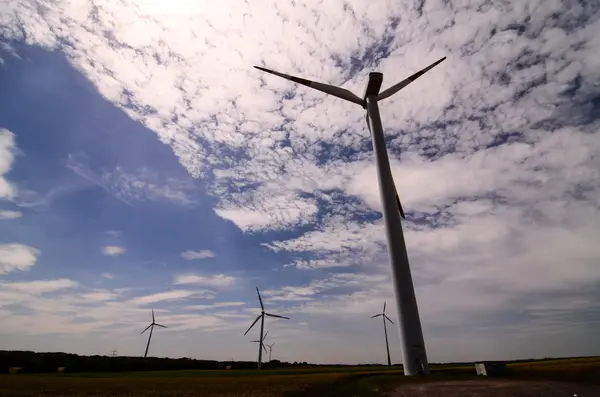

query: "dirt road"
left=393, top=380, right=600, bottom=396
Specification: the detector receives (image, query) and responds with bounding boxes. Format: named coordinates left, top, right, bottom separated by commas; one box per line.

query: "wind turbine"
left=250, top=330, right=269, bottom=360
left=140, top=308, right=168, bottom=358
left=111, top=349, right=118, bottom=357
left=371, top=301, right=395, bottom=367
left=244, top=287, right=289, bottom=369
left=253, top=57, right=445, bottom=376
left=266, top=343, right=275, bottom=362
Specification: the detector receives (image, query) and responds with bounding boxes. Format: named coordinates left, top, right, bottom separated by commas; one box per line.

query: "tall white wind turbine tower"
left=253, top=57, right=445, bottom=375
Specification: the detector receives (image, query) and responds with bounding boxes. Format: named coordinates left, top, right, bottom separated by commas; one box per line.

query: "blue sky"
left=0, top=0, right=599, bottom=364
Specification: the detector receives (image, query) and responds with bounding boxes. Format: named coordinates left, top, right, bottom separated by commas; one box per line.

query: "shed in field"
left=9, top=367, right=23, bottom=374
left=475, top=361, right=507, bottom=376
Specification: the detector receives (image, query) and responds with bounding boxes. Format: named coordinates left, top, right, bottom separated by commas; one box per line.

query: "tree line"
left=0, top=350, right=321, bottom=373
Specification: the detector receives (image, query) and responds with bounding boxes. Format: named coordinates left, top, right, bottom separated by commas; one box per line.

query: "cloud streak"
left=173, top=273, right=236, bottom=288
left=102, top=245, right=126, bottom=256
left=0, top=210, right=21, bottom=219
left=0, top=129, right=17, bottom=200
left=181, top=250, right=215, bottom=260
left=131, top=289, right=214, bottom=305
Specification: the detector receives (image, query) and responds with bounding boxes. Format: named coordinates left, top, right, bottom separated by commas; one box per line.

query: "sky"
left=0, top=0, right=599, bottom=365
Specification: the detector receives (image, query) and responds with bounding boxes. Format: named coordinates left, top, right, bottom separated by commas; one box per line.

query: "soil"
left=392, top=379, right=600, bottom=396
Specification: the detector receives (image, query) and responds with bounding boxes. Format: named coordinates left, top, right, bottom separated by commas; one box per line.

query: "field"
left=2, top=357, right=599, bottom=397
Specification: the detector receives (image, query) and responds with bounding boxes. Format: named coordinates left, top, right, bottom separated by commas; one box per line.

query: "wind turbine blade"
left=262, top=343, right=268, bottom=354
left=385, top=315, right=395, bottom=325
left=377, top=57, right=446, bottom=101
left=152, top=308, right=155, bottom=323
left=155, top=324, right=168, bottom=329
left=256, top=287, right=264, bottom=311
left=262, top=331, right=269, bottom=341
left=251, top=340, right=260, bottom=343
left=244, top=315, right=262, bottom=336
left=371, top=314, right=383, bottom=319
left=140, top=324, right=152, bottom=335
left=265, top=313, right=290, bottom=320
left=254, top=66, right=365, bottom=107
left=383, top=301, right=386, bottom=314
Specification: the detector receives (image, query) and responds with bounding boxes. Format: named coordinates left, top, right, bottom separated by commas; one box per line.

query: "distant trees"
left=0, top=351, right=241, bottom=373
left=0, top=350, right=332, bottom=373
left=3, top=350, right=469, bottom=374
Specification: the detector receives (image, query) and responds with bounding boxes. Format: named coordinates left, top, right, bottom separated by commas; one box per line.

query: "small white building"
left=475, top=361, right=507, bottom=376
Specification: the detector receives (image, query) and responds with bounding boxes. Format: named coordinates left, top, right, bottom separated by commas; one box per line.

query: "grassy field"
left=1, top=358, right=598, bottom=397
left=506, top=356, right=600, bottom=384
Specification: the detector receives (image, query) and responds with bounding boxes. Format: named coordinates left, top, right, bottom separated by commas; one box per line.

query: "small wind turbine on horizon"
left=140, top=308, right=168, bottom=358
left=111, top=349, right=118, bottom=357
left=244, top=287, right=289, bottom=369
left=266, top=342, right=275, bottom=362
left=371, top=301, right=395, bottom=366
left=250, top=330, right=269, bottom=359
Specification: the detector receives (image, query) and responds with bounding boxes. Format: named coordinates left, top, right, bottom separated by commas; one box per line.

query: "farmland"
left=2, top=357, right=599, bottom=397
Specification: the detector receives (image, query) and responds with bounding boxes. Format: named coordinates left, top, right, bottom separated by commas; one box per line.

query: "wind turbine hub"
left=363, top=72, right=383, bottom=100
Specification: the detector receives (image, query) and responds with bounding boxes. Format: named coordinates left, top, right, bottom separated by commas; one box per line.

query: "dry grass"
left=506, top=356, right=600, bottom=385
left=1, top=358, right=598, bottom=397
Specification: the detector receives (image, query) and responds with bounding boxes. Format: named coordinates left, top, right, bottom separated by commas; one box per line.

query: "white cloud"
left=131, top=289, right=213, bottom=305
left=67, top=155, right=197, bottom=207
left=263, top=272, right=388, bottom=303
left=185, top=302, right=245, bottom=310
left=180, top=249, right=215, bottom=260
left=101, top=272, right=115, bottom=279
left=104, top=230, right=122, bottom=238
left=0, top=128, right=17, bottom=200
left=291, top=258, right=351, bottom=270
left=102, top=166, right=197, bottom=206
left=78, top=289, right=121, bottom=302
left=266, top=216, right=386, bottom=257
left=214, top=189, right=319, bottom=232
left=0, top=243, right=40, bottom=275
left=2, top=279, right=79, bottom=294
left=0, top=210, right=22, bottom=219
left=173, top=273, right=236, bottom=288
left=102, top=245, right=126, bottom=256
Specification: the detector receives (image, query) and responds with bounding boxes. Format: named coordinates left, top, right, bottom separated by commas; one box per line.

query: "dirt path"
left=392, top=379, right=600, bottom=396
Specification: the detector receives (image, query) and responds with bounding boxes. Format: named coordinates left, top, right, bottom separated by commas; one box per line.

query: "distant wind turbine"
left=371, top=301, right=395, bottom=367
left=111, top=349, right=118, bottom=357
left=244, top=287, right=289, bottom=369
left=140, top=308, right=168, bottom=358
left=266, top=343, right=275, bottom=362
left=250, top=330, right=269, bottom=359
left=254, top=57, right=446, bottom=376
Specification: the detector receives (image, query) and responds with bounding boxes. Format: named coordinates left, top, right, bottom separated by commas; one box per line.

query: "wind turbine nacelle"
left=363, top=72, right=383, bottom=101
